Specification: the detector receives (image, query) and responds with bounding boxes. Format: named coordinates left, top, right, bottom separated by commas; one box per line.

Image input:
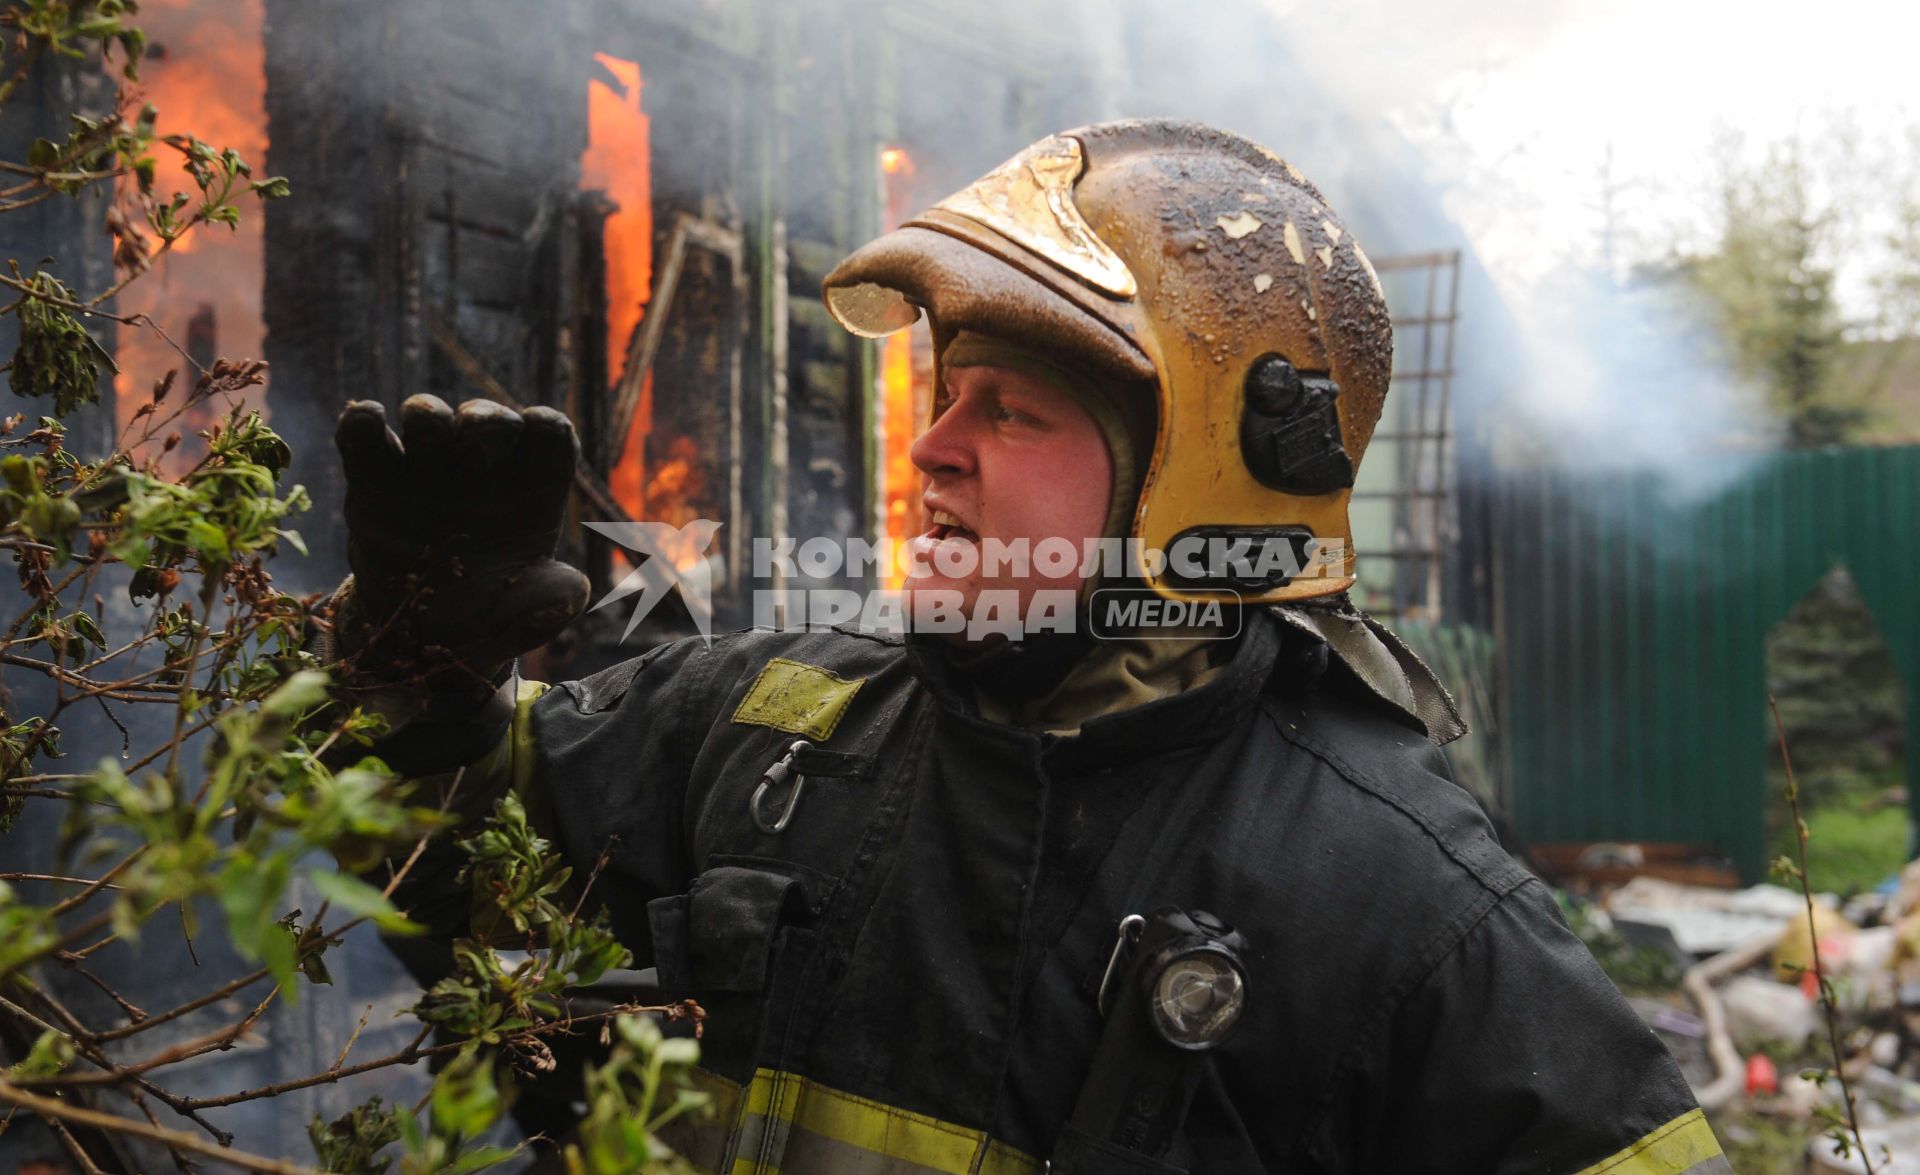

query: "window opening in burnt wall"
left=581, top=49, right=742, bottom=616
left=581, top=52, right=653, bottom=524
left=878, top=145, right=933, bottom=589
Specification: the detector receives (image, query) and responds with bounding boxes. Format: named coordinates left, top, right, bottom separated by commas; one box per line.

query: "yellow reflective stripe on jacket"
left=656, top=1067, right=743, bottom=1173
left=664, top=1066, right=1043, bottom=1175
left=457, top=678, right=555, bottom=940
left=418, top=676, right=549, bottom=812
left=509, top=677, right=550, bottom=795
left=1574, top=1109, right=1730, bottom=1175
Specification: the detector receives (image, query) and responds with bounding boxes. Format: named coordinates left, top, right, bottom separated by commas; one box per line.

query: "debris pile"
left=1564, top=861, right=1920, bottom=1170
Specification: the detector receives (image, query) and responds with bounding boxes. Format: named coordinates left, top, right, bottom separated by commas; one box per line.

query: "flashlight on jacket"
left=1065, top=907, right=1249, bottom=1161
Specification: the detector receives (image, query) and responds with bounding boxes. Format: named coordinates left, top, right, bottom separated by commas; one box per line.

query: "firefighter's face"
left=907, top=363, right=1112, bottom=636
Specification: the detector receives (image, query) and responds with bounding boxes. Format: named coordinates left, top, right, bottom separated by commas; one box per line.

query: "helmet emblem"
left=936, top=135, right=1139, bottom=300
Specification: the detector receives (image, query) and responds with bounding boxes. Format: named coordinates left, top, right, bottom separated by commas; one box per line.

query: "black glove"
left=331, top=394, right=591, bottom=704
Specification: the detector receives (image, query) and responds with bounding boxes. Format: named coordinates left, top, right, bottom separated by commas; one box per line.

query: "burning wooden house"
left=2, top=0, right=1475, bottom=666
left=254, top=0, right=1137, bottom=671
left=3, top=0, right=1486, bottom=669
left=0, top=5, right=1544, bottom=1161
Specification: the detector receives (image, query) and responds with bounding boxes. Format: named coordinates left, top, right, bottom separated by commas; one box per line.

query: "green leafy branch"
left=0, top=11, right=704, bottom=1173
left=307, top=1013, right=712, bottom=1175
left=565, top=1016, right=710, bottom=1175
left=0, top=0, right=145, bottom=110
left=0, top=8, right=287, bottom=417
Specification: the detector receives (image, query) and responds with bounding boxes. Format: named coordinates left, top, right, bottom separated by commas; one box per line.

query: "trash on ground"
left=1560, top=868, right=1920, bottom=1159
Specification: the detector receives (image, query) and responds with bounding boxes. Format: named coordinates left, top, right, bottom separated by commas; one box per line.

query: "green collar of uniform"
left=973, top=634, right=1222, bottom=735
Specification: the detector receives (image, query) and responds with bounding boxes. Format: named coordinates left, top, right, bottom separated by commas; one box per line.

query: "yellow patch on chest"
left=731, top=657, right=866, bottom=740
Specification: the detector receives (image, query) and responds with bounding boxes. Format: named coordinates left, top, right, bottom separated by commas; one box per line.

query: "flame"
left=644, top=435, right=706, bottom=534
left=880, top=330, right=919, bottom=589
left=582, top=53, right=653, bottom=519
left=879, top=146, right=926, bottom=589
left=112, top=0, right=268, bottom=463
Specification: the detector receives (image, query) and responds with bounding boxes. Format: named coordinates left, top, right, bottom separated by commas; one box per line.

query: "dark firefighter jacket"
left=415, top=606, right=1727, bottom=1175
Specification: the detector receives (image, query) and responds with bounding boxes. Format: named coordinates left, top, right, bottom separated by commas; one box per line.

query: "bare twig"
left=15, top=996, right=700, bottom=1118
left=0, top=273, right=138, bottom=322
left=569, top=844, right=615, bottom=921
left=0, top=990, right=229, bottom=1146
left=331, top=1004, right=374, bottom=1072
left=0, top=874, right=120, bottom=888
left=0, top=788, right=111, bottom=804
left=0, top=1080, right=324, bottom=1175
left=87, top=817, right=449, bottom=1047
left=42, top=1113, right=109, bottom=1175
left=175, top=1004, right=676, bottom=1110
left=0, top=188, right=60, bottom=215
left=54, top=952, right=148, bottom=1022
left=1772, top=694, right=1878, bottom=1172
left=46, top=909, right=115, bottom=956
left=89, top=965, right=269, bottom=1044
left=76, top=992, right=278, bottom=1083
left=50, top=852, right=145, bottom=917
left=177, top=901, right=201, bottom=968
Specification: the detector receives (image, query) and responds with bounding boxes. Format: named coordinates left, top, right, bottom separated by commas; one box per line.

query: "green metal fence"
left=1488, top=445, right=1920, bottom=880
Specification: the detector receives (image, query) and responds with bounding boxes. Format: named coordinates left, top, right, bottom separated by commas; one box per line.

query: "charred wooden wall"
left=261, top=0, right=1109, bottom=642
left=264, top=0, right=596, bottom=591
left=782, top=8, right=878, bottom=559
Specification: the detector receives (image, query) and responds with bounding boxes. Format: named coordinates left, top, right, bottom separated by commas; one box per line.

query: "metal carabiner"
left=1097, top=913, right=1147, bottom=1017
left=750, top=739, right=812, bottom=835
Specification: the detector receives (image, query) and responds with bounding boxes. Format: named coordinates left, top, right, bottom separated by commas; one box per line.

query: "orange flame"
left=880, top=330, right=919, bottom=589
left=112, top=0, right=268, bottom=462
left=582, top=53, right=653, bottom=519
left=644, top=435, right=706, bottom=532
left=879, top=147, right=925, bottom=589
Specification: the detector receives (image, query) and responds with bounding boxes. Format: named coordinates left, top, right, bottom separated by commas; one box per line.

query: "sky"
left=1269, top=0, right=1920, bottom=316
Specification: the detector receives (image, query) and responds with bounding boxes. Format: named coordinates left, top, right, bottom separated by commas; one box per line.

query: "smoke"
left=1210, top=0, right=1793, bottom=494
left=862, top=0, right=1766, bottom=498
left=1259, top=0, right=1595, bottom=117
left=1499, top=266, right=1779, bottom=499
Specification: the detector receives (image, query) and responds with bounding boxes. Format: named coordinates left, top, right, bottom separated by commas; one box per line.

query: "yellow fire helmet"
left=823, top=118, right=1393, bottom=604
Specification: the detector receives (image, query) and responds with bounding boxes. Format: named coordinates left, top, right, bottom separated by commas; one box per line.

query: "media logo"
left=584, top=520, right=723, bottom=645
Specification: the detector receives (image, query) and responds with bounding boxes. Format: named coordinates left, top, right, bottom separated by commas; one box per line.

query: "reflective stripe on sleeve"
left=662, top=1066, right=1044, bottom=1175
left=508, top=677, right=550, bottom=795
left=1573, top=1109, right=1731, bottom=1175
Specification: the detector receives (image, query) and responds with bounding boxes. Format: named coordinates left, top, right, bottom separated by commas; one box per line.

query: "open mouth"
left=926, top=509, right=979, bottom=543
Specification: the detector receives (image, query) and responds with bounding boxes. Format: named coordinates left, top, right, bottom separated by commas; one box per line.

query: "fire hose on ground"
left=1683, top=929, right=1783, bottom=1112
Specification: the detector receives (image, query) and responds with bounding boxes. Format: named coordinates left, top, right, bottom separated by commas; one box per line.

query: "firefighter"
left=327, top=120, right=1727, bottom=1173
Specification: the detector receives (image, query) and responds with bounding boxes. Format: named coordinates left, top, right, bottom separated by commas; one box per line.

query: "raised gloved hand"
left=330, top=394, right=591, bottom=702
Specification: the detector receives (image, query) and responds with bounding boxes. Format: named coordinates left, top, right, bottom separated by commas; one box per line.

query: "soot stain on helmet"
left=1303, top=241, right=1394, bottom=455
